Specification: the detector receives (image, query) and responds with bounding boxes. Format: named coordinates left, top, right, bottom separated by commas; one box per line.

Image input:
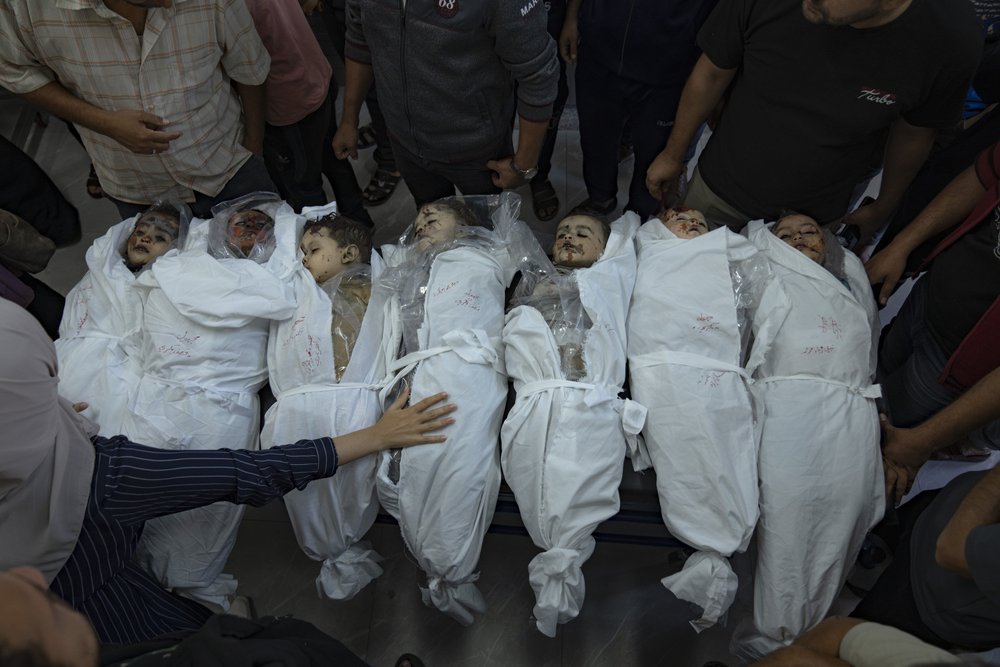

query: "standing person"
left=528, top=0, right=570, bottom=222
left=645, top=0, right=983, bottom=236
left=332, top=0, right=560, bottom=207
left=245, top=0, right=373, bottom=224
left=313, top=0, right=402, bottom=210
left=0, top=0, right=275, bottom=221
left=561, top=0, right=717, bottom=221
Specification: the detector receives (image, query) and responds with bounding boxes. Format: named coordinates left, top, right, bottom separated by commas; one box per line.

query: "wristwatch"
left=510, top=158, right=538, bottom=181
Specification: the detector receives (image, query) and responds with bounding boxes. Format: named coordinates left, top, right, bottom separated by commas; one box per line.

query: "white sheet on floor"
left=742, top=220, right=885, bottom=654
left=124, top=207, right=298, bottom=607
left=56, top=216, right=148, bottom=435
left=374, top=233, right=517, bottom=626
left=260, top=239, right=387, bottom=601
left=501, top=212, right=642, bottom=636
left=626, top=223, right=760, bottom=631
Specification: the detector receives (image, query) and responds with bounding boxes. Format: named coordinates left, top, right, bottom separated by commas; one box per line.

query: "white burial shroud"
left=56, top=216, right=148, bottom=435
left=627, top=222, right=761, bottom=631
left=374, top=224, right=517, bottom=626
left=123, top=206, right=298, bottom=608
left=741, top=220, right=885, bottom=655
left=501, top=211, right=644, bottom=637
left=261, top=204, right=387, bottom=600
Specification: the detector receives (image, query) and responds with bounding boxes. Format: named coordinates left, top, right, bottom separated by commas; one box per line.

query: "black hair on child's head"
left=304, top=214, right=373, bottom=263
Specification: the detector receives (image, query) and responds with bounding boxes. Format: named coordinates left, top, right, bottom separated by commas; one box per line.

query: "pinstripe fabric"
left=0, top=0, right=269, bottom=203
left=49, top=434, right=338, bottom=644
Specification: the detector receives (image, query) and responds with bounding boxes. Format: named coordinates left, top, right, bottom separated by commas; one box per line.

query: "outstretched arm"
left=864, top=159, right=985, bottom=306
left=844, top=119, right=938, bottom=248
left=882, top=366, right=1000, bottom=505
left=97, top=388, right=454, bottom=525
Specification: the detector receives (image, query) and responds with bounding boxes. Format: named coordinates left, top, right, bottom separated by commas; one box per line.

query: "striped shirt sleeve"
left=92, top=436, right=338, bottom=525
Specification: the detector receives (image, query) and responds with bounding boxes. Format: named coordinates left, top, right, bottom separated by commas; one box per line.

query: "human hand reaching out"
left=333, top=386, right=455, bottom=465
left=646, top=152, right=684, bottom=201
left=865, top=244, right=910, bottom=307
left=881, top=414, right=931, bottom=505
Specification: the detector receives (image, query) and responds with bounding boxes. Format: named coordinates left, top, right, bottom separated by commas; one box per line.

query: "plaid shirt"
left=0, top=0, right=270, bottom=204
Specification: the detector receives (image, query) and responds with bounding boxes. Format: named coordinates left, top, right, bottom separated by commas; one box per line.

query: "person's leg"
left=263, top=95, right=330, bottom=212
left=850, top=491, right=950, bottom=648
left=575, top=52, right=626, bottom=208
left=321, top=86, right=375, bottom=225
left=19, top=274, right=64, bottom=340
left=529, top=1, right=568, bottom=222
left=878, top=279, right=961, bottom=427
left=391, top=140, right=460, bottom=206
left=623, top=80, right=683, bottom=219
left=367, top=90, right=397, bottom=175
left=190, top=156, right=277, bottom=219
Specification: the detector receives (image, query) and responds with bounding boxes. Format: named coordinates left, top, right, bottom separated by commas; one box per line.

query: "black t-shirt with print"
left=695, top=0, right=982, bottom=223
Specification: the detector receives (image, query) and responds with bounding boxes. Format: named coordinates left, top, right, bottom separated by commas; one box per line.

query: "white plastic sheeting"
left=56, top=216, right=147, bottom=435
left=374, top=194, right=524, bottom=625
left=501, top=212, right=643, bottom=636
left=260, top=202, right=387, bottom=600
left=627, top=223, right=762, bottom=631
left=125, top=205, right=298, bottom=607
left=741, top=220, right=885, bottom=655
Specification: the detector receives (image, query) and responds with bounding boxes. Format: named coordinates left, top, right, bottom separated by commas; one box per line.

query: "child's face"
left=301, top=228, right=352, bottom=284
left=773, top=214, right=826, bottom=264
left=414, top=204, right=461, bottom=251
left=126, top=213, right=178, bottom=267
left=227, top=209, right=273, bottom=256
left=552, top=215, right=606, bottom=268
left=660, top=209, right=708, bottom=239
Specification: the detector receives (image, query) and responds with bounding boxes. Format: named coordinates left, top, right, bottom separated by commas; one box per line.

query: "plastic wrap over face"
left=510, top=266, right=593, bottom=380
left=728, top=245, right=773, bottom=363
left=320, top=263, right=372, bottom=382
left=378, top=193, right=528, bottom=358
left=207, top=191, right=283, bottom=262
left=120, top=199, right=192, bottom=272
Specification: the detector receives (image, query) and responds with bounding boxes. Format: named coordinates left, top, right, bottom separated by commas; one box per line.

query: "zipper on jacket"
left=399, top=0, right=418, bottom=157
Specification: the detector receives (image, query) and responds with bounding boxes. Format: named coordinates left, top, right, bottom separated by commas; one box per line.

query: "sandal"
left=86, top=164, right=104, bottom=199
left=394, top=654, right=426, bottom=667
left=530, top=177, right=559, bottom=222
left=357, top=123, right=377, bottom=150
left=363, top=169, right=401, bottom=206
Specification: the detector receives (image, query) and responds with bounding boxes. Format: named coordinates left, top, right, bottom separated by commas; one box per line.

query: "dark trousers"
left=263, top=80, right=372, bottom=224
left=108, top=156, right=277, bottom=221
left=851, top=490, right=949, bottom=647
left=533, top=0, right=569, bottom=183
left=21, top=273, right=65, bottom=340
left=391, top=139, right=505, bottom=207
left=321, top=3, right=396, bottom=174
left=575, top=54, right=683, bottom=219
